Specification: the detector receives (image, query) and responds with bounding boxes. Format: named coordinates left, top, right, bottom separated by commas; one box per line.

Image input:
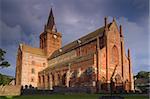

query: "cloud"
left=0, top=0, right=148, bottom=76
left=0, top=19, right=24, bottom=76
left=116, top=17, right=149, bottom=74
left=0, top=45, right=18, bottom=77
left=1, top=0, right=50, bottom=36
left=0, top=20, right=22, bottom=46
left=56, top=6, right=105, bottom=45
left=28, top=33, right=39, bottom=47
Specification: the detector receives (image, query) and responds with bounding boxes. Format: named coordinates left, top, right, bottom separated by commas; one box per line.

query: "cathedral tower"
left=40, top=8, right=62, bottom=57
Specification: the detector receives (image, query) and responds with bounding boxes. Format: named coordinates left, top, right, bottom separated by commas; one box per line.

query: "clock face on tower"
left=53, top=34, right=57, bottom=39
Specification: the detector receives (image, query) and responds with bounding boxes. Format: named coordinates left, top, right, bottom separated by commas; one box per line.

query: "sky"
left=0, top=0, right=149, bottom=77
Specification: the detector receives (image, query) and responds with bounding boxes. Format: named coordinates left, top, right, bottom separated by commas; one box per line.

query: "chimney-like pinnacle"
left=104, top=16, right=108, bottom=28
left=120, top=25, right=123, bottom=37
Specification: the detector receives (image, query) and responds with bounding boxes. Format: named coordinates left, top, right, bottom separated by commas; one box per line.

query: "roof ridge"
left=49, top=23, right=112, bottom=59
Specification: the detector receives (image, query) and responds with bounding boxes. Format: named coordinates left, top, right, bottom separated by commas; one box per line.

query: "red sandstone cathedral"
left=15, top=8, right=134, bottom=93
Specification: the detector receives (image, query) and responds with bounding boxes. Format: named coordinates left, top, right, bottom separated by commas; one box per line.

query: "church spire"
left=46, top=8, right=57, bottom=32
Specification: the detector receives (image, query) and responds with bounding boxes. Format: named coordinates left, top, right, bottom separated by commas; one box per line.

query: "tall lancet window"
left=112, top=45, right=119, bottom=65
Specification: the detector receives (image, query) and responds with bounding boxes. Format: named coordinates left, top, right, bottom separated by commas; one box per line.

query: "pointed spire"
left=46, top=8, right=57, bottom=32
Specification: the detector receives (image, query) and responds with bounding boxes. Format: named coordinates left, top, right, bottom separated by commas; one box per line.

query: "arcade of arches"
left=38, top=66, right=96, bottom=90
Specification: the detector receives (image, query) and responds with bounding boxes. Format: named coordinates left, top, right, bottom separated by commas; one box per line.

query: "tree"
left=0, top=74, right=13, bottom=85
left=0, top=48, right=11, bottom=85
left=0, top=48, right=10, bottom=69
left=135, top=71, right=150, bottom=79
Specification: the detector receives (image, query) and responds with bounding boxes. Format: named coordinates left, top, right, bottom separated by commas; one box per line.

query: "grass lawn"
left=1, top=94, right=149, bottom=99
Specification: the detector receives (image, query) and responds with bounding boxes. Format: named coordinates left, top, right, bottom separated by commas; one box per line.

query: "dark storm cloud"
left=104, top=0, right=149, bottom=21
left=1, top=0, right=47, bottom=33
left=0, top=0, right=149, bottom=76
left=52, top=0, right=149, bottom=22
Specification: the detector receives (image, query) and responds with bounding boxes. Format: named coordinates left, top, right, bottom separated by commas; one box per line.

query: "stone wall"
left=0, top=85, right=21, bottom=96
left=36, top=18, right=133, bottom=93
left=21, top=52, right=47, bottom=88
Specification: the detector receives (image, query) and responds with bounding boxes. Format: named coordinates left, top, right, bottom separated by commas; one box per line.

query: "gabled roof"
left=20, top=44, right=46, bottom=56
left=48, top=23, right=112, bottom=60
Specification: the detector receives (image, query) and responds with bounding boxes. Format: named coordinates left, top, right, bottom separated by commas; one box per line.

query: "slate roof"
left=49, top=23, right=112, bottom=60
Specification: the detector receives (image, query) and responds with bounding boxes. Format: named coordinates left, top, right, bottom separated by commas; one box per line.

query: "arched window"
left=32, top=61, right=35, bottom=65
left=62, top=73, right=66, bottom=86
left=71, top=70, right=78, bottom=78
left=38, top=76, right=41, bottom=83
left=111, top=45, right=119, bottom=65
left=42, top=75, right=45, bottom=83
left=43, top=63, right=46, bottom=67
left=31, top=68, right=35, bottom=74
left=31, top=77, right=34, bottom=82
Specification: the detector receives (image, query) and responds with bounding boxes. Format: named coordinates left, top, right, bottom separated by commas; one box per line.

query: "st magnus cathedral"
left=15, top=8, right=134, bottom=93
